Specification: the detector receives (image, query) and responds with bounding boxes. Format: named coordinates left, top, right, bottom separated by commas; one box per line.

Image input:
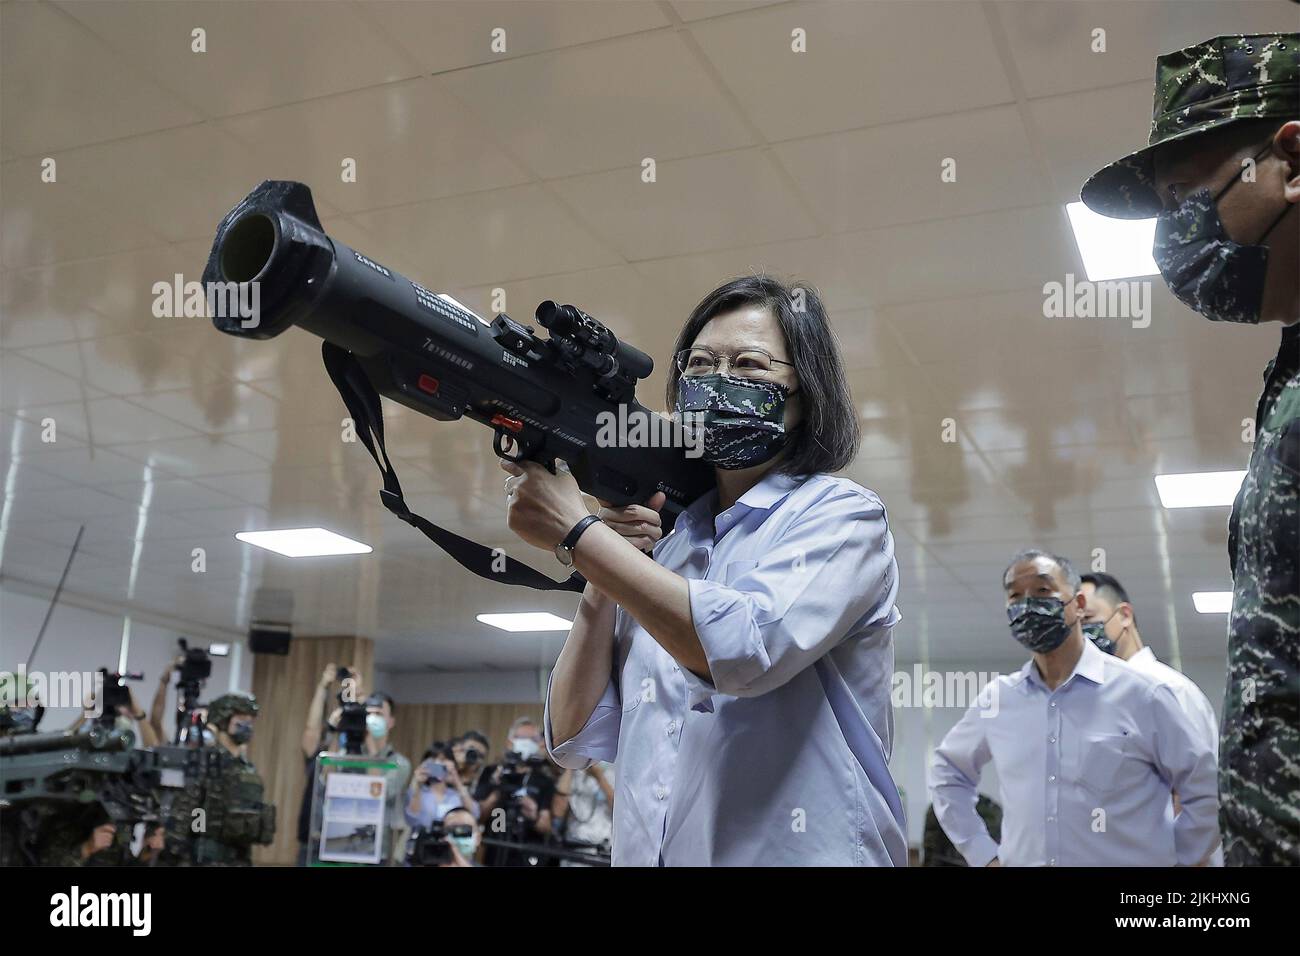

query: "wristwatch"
left=555, top=514, right=603, bottom=567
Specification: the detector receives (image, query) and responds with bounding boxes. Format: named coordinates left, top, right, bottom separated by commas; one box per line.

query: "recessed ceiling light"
left=1192, top=591, right=1233, bottom=614
left=235, top=528, right=372, bottom=557
left=1065, top=201, right=1158, bottom=281
left=476, top=612, right=574, bottom=632
left=1154, top=471, right=1246, bottom=508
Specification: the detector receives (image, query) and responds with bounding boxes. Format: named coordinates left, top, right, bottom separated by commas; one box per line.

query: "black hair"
left=365, top=692, right=395, bottom=716
left=665, top=274, right=860, bottom=476
left=442, top=805, right=477, bottom=826
left=460, top=730, right=489, bottom=749
left=1002, top=549, right=1081, bottom=593
left=1081, top=572, right=1138, bottom=627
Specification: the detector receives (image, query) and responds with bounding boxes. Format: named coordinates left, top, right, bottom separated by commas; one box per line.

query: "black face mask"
left=229, top=721, right=254, bottom=744
left=1152, top=142, right=1292, bottom=324
left=675, top=372, right=793, bottom=470
left=1082, top=620, right=1117, bottom=656
left=1007, top=596, right=1074, bottom=653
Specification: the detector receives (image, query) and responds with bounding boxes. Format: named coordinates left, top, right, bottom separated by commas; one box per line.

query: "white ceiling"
left=2, top=0, right=1294, bottom=672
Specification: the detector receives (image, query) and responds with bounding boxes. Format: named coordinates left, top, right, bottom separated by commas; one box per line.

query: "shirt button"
left=666, top=721, right=677, bottom=736
left=1049, top=859, right=1057, bottom=867
left=672, top=664, right=680, bottom=672
left=1050, top=702, right=1057, bottom=708
left=655, top=787, right=667, bottom=800
left=1047, top=816, right=1055, bottom=823
left=1048, top=736, right=1056, bottom=744
left=1048, top=775, right=1056, bottom=782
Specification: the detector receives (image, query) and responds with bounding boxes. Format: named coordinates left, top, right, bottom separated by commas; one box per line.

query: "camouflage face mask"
left=1152, top=143, right=1291, bottom=324
left=1006, top=597, right=1072, bottom=653
left=675, top=372, right=791, bottom=470
left=1082, top=619, right=1118, bottom=656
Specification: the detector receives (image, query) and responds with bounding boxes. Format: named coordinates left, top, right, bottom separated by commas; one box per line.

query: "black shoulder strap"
left=321, top=342, right=585, bottom=593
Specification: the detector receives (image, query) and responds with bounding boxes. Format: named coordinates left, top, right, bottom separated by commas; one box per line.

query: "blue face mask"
left=1007, top=596, right=1073, bottom=653
left=450, top=834, right=477, bottom=859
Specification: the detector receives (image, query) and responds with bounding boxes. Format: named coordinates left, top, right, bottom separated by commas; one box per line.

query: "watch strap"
left=561, top=514, right=603, bottom=552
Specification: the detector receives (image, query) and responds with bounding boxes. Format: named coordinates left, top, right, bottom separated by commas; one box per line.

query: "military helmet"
left=206, top=692, right=258, bottom=730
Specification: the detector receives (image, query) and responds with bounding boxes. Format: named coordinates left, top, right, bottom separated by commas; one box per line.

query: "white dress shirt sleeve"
left=544, top=666, right=622, bottom=770
left=680, top=485, right=898, bottom=711
left=929, top=687, right=1001, bottom=868
left=1144, top=682, right=1221, bottom=866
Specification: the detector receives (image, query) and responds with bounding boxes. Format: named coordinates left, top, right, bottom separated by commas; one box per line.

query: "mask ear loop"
left=1216, top=141, right=1294, bottom=244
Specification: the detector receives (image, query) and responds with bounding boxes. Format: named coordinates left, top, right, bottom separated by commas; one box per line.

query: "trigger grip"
left=494, top=429, right=525, bottom=462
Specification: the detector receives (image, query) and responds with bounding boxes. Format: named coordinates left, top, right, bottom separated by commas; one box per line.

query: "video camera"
left=94, top=668, right=143, bottom=725
left=498, top=749, right=549, bottom=792
left=406, top=821, right=453, bottom=866
left=172, top=638, right=228, bottom=746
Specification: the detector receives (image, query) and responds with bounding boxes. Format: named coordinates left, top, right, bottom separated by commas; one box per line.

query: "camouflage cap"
left=206, top=692, right=258, bottom=729
left=1081, top=33, right=1299, bottom=219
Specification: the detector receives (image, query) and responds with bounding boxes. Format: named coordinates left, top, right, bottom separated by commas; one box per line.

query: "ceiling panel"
left=0, top=0, right=1277, bottom=677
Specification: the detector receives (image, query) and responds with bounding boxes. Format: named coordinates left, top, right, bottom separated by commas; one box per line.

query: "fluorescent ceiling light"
left=1065, top=201, right=1158, bottom=281
left=1154, top=471, right=1246, bottom=508
left=235, top=528, right=372, bottom=557
left=1192, top=591, right=1233, bottom=614
left=477, top=612, right=574, bottom=632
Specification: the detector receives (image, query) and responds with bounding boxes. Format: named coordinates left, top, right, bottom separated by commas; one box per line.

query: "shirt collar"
left=1018, top=636, right=1108, bottom=691
left=1129, top=646, right=1156, bottom=666
left=735, top=469, right=803, bottom=511
left=672, top=470, right=803, bottom=539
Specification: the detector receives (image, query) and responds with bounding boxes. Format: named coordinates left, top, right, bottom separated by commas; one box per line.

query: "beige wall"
left=250, top=635, right=374, bottom=865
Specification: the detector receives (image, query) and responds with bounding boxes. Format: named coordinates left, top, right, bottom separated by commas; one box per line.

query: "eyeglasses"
left=674, top=346, right=795, bottom=380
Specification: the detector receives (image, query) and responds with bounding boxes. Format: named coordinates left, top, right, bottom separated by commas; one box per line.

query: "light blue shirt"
left=545, top=470, right=908, bottom=866
left=404, top=784, right=475, bottom=830
left=928, top=639, right=1220, bottom=867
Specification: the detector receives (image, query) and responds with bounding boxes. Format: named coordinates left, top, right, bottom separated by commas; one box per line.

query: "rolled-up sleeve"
left=544, top=667, right=622, bottom=770
left=1145, top=683, right=1220, bottom=866
left=928, top=689, right=1000, bottom=868
left=680, top=486, right=898, bottom=711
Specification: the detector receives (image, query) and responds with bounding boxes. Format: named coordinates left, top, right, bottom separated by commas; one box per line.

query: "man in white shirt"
left=929, top=549, right=1220, bottom=867
left=1080, top=571, right=1223, bottom=864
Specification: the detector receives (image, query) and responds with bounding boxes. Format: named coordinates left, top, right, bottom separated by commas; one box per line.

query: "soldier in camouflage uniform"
left=159, top=692, right=275, bottom=865
left=1082, top=34, right=1299, bottom=865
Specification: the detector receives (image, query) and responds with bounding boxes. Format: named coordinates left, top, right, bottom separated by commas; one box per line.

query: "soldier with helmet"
left=158, top=691, right=275, bottom=865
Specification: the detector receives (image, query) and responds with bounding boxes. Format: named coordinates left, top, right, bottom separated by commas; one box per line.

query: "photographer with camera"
left=155, top=640, right=225, bottom=746
left=452, top=730, right=490, bottom=792
left=297, top=665, right=411, bottom=864
left=473, top=717, right=556, bottom=867
left=150, top=655, right=181, bottom=744
left=406, top=741, right=478, bottom=832
left=69, top=670, right=157, bottom=747
left=406, top=806, right=482, bottom=868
